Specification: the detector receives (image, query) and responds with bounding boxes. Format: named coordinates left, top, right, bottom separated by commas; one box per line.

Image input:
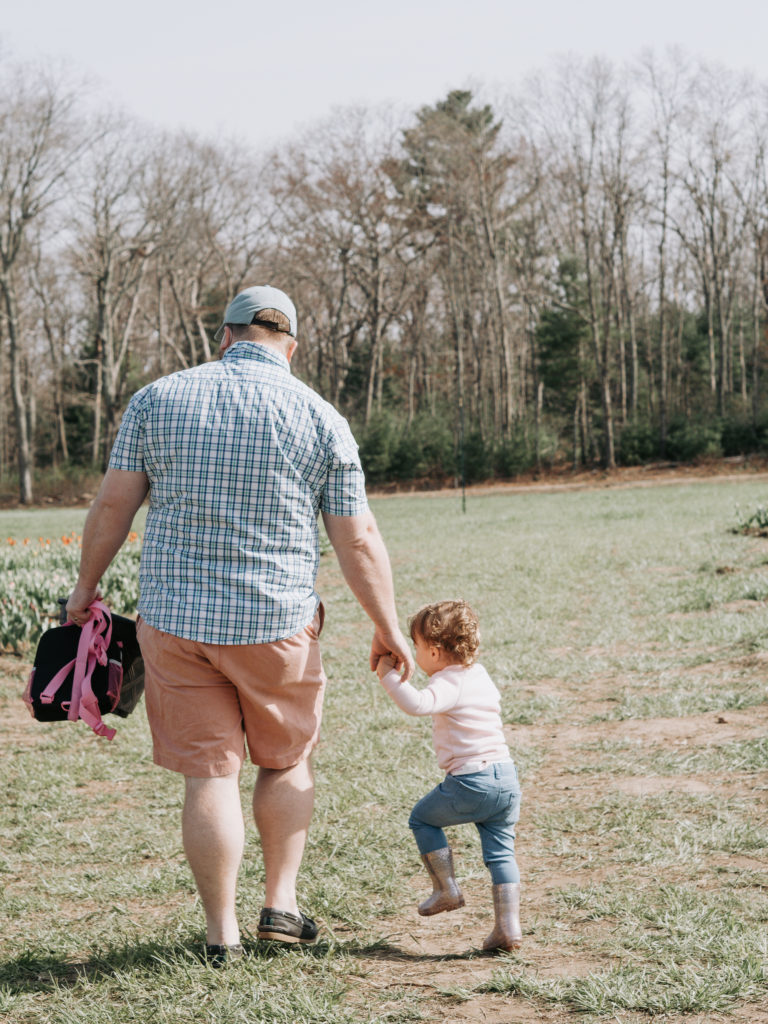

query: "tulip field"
left=0, top=531, right=141, bottom=653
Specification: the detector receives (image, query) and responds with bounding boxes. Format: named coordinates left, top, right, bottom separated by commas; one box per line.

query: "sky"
left=3, top=0, right=767, bottom=150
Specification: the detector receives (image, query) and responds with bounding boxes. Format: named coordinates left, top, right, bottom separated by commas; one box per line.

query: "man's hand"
left=65, top=584, right=102, bottom=626
left=370, top=627, right=414, bottom=681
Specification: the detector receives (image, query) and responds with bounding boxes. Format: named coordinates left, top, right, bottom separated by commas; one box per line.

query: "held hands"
left=370, top=627, right=414, bottom=682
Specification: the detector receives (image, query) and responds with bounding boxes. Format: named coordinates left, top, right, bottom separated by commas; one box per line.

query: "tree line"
left=2, top=50, right=768, bottom=503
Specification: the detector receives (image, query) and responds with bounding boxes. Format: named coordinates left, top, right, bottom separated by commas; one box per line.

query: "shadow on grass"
left=0, top=936, right=315, bottom=992
left=0, top=934, right=496, bottom=993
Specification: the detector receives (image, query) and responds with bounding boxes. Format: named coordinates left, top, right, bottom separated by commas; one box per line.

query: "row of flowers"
left=1, top=535, right=142, bottom=654
left=4, top=532, right=140, bottom=547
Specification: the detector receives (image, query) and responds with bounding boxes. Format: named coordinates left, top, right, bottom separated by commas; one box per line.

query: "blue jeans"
left=408, top=761, right=521, bottom=885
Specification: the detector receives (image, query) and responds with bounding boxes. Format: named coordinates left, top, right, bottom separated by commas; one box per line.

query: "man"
left=67, top=285, right=413, bottom=962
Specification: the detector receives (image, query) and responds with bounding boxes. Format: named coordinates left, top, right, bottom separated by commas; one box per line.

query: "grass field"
left=1, top=477, right=767, bottom=1023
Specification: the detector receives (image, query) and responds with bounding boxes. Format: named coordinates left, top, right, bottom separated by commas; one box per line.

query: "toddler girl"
left=376, top=599, right=522, bottom=952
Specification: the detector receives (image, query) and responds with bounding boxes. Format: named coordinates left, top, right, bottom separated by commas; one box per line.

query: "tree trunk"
left=0, top=276, right=34, bottom=503
left=364, top=259, right=383, bottom=425
left=92, top=337, right=103, bottom=468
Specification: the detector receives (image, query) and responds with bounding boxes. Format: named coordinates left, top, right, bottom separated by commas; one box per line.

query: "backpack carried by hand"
left=23, top=600, right=144, bottom=740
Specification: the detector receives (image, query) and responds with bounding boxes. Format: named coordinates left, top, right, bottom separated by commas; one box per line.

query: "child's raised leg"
left=418, top=846, right=465, bottom=915
left=408, top=783, right=466, bottom=915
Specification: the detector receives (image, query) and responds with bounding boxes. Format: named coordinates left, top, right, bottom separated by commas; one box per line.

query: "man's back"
left=109, top=341, right=367, bottom=644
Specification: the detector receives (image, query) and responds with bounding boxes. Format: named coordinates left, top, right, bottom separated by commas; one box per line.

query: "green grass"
left=485, top=884, right=768, bottom=1013
left=572, top=734, right=768, bottom=778
left=0, top=507, right=148, bottom=542
left=589, top=671, right=768, bottom=721
left=2, top=479, right=768, bottom=1021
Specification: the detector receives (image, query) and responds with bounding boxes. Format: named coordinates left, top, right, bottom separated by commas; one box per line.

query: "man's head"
left=214, top=286, right=298, bottom=343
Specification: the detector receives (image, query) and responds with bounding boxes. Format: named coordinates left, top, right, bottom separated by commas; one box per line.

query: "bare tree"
left=0, top=59, right=93, bottom=502
left=673, top=61, right=753, bottom=416
left=28, top=237, right=81, bottom=464
left=143, top=135, right=275, bottom=372
left=523, top=57, right=646, bottom=468
left=638, top=50, right=691, bottom=450
left=269, top=108, right=415, bottom=418
left=71, top=118, right=158, bottom=466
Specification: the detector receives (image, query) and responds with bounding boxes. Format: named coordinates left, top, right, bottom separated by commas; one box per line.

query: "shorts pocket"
left=305, top=603, right=325, bottom=640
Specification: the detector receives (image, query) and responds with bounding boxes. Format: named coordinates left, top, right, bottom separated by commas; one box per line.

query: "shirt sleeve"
left=108, top=388, right=150, bottom=472
left=320, top=411, right=369, bottom=516
left=379, top=670, right=461, bottom=716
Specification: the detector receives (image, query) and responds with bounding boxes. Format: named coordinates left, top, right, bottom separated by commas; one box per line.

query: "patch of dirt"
left=0, top=658, right=48, bottom=750
left=729, top=1008, right=768, bottom=1024
left=511, top=704, right=768, bottom=756
left=609, top=775, right=714, bottom=795
left=718, top=599, right=765, bottom=614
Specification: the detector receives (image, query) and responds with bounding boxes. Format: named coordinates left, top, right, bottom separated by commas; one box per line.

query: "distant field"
left=0, top=506, right=147, bottom=541
left=1, top=480, right=767, bottom=1023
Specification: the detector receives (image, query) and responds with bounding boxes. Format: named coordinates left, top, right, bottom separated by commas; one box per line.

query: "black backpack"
left=23, top=601, right=144, bottom=740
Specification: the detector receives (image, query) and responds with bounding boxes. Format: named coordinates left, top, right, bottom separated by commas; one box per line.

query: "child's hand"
left=375, top=654, right=397, bottom=680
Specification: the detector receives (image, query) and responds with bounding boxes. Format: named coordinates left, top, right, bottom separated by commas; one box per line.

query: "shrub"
left=493, top=423, right=560, bottom=477
left=390, top=413, right=455, bottom=481
left=734, top=502, right=768, bottom=535
left=462, top=430, right=493, bottom=483
left=493, top=432, right=530, bottom=477
left=619, top=422, right=659, bottom=466
left=665, top=417, right=722, bottom=462
left=721, top=416, right=759, bottom=456
left=357, top=412, right=399, bottom=484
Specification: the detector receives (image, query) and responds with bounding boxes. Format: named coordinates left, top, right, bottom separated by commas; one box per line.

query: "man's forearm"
left=325, top=512, right=400, bottom=633
left=78, top=500, right=134, bottom=587
left=322, top=509, right=414, bottom=680
left=77, top=469, right=149, bottom=587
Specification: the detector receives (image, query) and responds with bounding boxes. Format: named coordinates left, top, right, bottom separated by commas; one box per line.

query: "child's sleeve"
left=379, top=670, right=460, bottom=716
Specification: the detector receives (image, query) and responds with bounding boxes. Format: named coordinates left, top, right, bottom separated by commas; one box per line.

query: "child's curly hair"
left=409, top=600, right=480, bottom=667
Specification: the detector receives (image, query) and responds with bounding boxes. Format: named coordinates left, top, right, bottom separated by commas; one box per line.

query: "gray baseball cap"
left=214, top=285, right=297, bottom=342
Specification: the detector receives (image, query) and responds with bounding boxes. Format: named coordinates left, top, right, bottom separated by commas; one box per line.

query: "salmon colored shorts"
left=136, top=607, right=326, bottom=777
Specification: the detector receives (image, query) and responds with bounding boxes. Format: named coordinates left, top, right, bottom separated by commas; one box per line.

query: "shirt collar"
left=222, top=340, right=291, bottom=373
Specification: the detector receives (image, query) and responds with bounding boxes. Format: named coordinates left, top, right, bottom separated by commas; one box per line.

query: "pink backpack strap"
left=77, top=612, right=116, bottom=739
left=67, top=618, right=94, bottom=723
left=78, top=689, right=117, bottom=740
left=66, top=602, right=118, bottom=740
left=39, top=656, right=77, bottom=708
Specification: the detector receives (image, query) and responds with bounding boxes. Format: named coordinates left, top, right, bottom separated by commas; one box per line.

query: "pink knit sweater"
left=379, top=662, right=510, bottom=775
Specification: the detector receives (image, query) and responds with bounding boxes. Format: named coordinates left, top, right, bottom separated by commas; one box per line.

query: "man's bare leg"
left=253, top=759, right=315, bottom=914
left=183, top=773, right=244, bottom=946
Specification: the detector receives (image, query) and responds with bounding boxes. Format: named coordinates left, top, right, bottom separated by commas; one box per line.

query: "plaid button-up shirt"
left=109, top=342, right=368, bottom=644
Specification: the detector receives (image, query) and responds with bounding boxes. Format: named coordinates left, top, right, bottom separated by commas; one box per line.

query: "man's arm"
left=66, top=469, right=149, bottom=622
left=322, top=509, right=414, bottom=681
